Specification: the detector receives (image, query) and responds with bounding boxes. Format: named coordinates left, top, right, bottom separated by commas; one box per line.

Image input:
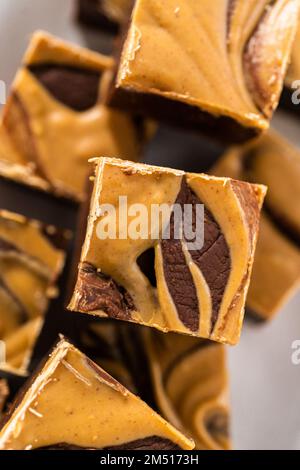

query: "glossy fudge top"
left=115, top=0, right=299, bottom=132
left=69, top=157, right=266, bottom=345
left=0, top=339, right=194, bottom=450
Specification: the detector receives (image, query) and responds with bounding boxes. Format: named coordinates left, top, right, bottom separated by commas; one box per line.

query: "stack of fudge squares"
left=0, top=0, right=299, bottom=450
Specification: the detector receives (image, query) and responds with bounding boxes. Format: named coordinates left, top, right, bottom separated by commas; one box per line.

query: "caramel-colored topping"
left=145, top=331, right=230, bottom=450
left=69, top=157, right=266, bottom=345
left=115, top=0, right=298, bottom=131
left=2, top=31, right=146, bottom=201
left=0, top=339, right=194, bottom=450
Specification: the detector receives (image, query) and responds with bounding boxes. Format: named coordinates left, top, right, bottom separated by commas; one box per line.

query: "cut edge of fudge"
left=68, top=157, right=266, bottom=345
left=0, top=337, right=194, bottom=450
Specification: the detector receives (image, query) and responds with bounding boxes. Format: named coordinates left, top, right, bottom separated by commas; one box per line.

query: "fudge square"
left=2, top=31, right=148, bottom=201
left=106, top=0, right=299, bottom=143
left=0, top=338, right=193, bottom=450
left=69, top=158, right=266, bottom=345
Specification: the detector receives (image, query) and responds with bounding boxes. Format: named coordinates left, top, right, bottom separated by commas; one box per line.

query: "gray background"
left=0, top=0, right=299, bottom=450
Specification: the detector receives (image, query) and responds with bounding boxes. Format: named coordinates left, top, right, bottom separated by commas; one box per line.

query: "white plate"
left=1, top=0, right=300, bottom=450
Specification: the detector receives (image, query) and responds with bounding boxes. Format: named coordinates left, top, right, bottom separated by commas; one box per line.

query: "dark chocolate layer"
left=106, top=84, right=259, bottom=145
left=161, top=178, right=230, bottom=333
left=34, top=436, right=182, bottom=450
left=75, top=263, right=135, bottom=319
left=28, top=64, right=101, bottom=112
left=160, top=181, right=199, bottom=332
left=77, top=0, right=120, bottom=33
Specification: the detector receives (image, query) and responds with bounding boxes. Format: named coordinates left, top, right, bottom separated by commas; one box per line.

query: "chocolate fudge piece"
left=1, top=31, right=150, bottom=201
left=0, top=338, right=194, bottom=450
left=145, top=331, right=230, bottom=450
left=69, top=157, right=266, bottom=345
left=77, top=0, right=133, bottom=33
left=106, top=0, right=299, bottom=143
left=212, top=133, right=300, bottom=319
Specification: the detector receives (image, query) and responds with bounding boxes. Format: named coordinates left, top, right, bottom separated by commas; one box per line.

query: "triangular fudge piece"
left=0, top=338, right=194, bottom=450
